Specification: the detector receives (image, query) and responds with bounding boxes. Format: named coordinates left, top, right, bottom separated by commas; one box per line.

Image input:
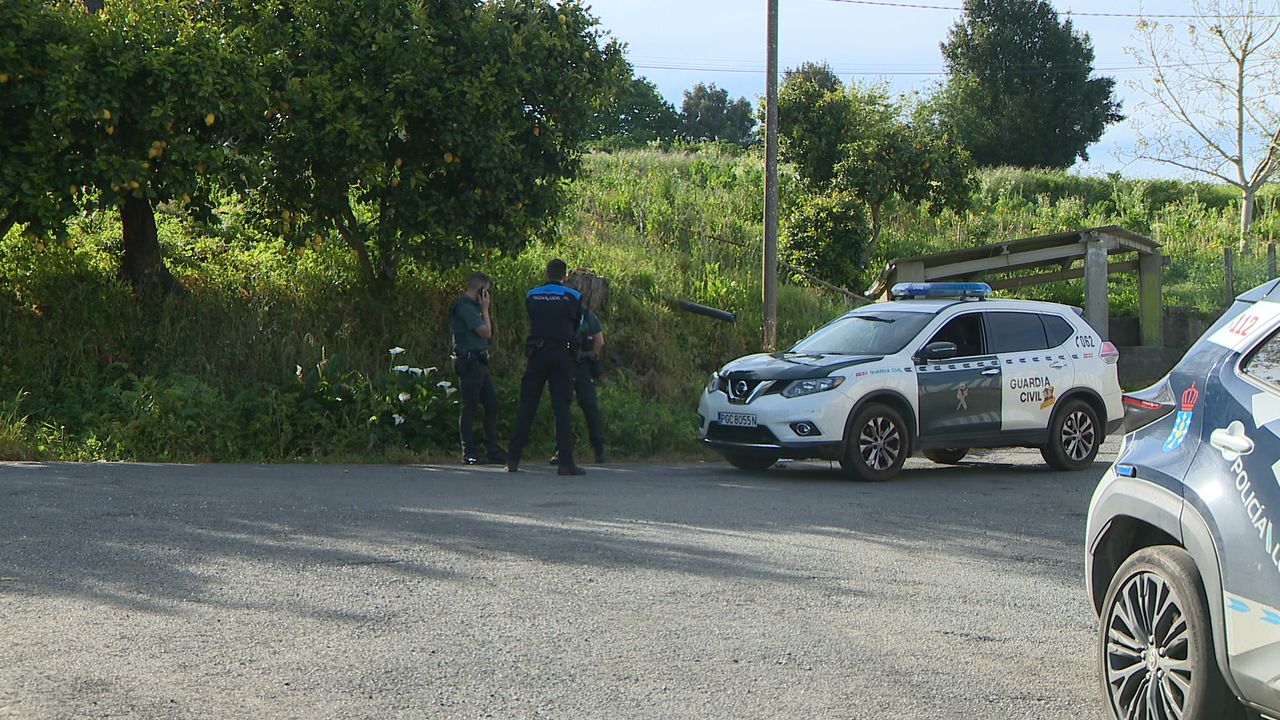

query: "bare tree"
left=1126, top=0, right=1280, bottom=253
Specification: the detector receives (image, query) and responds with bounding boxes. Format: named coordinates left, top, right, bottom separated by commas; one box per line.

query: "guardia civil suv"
left=697, top=282, right=1123, bottom=481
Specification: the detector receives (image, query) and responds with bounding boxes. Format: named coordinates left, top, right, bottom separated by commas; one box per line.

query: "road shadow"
left=0, top=452, right=1105, bottom=617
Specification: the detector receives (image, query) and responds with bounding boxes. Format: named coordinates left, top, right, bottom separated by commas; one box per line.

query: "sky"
left=581, top=0, right=1205, bottom=179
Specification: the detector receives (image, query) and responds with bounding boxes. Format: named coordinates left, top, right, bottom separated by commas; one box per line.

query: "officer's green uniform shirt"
left=576, top=308, right=602, bottom=362
left=451, top=294, right=489, bottom=352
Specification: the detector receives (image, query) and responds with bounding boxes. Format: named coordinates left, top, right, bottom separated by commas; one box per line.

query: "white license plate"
left=718, top=412, right=757, bottom=428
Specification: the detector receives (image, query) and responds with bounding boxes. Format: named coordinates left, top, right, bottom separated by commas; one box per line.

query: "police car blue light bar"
left=890, top=282, right=992, bottom=300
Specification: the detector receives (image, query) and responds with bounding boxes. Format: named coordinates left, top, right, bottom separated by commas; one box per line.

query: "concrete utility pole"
left=763, top=0, right=779, bottom=351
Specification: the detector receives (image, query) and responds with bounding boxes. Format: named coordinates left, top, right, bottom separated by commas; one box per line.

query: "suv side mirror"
left=917, top=341, right=957, bottom=363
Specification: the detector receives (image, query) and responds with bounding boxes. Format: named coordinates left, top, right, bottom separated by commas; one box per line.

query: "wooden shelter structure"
left=868, top=225, right=1167, bottom=346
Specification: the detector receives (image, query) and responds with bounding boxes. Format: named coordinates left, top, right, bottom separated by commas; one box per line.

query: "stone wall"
left=1112, top=307, right=1224, bottom=387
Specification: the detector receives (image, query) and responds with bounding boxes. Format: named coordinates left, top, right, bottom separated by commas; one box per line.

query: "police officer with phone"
left=450, top=271, right=506, bottom=465
left=506, top=259, right=586, bottom=475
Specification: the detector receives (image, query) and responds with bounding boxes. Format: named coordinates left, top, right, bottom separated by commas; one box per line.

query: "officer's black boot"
left=593, top=443, right=607, bottom=464
left=556, top=449, right=585, bottom=475
left=557, top=461, right=586, bottom=476
left=462, top=446, right=483, bottom=465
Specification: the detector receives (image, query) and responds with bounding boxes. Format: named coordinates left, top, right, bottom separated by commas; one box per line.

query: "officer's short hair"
left=467, top=271, right=491, bottom=291
left=546, top=258, right=568, bottom=280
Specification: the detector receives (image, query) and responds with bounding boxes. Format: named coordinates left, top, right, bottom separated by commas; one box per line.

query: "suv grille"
left=706, top=423, right=781, bottom=445
left=720, top=376, right=778, bottom=405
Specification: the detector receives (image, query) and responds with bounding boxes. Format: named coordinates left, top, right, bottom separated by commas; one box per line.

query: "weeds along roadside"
left=0, top=148, right=846, bottom=462
left=1, top=150, right=1272, bottom=462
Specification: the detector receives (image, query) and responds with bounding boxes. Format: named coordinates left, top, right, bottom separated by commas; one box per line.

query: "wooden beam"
left=922, top=243, right=1088, bottom=280
left=1139, top=251, right=1164, bottom=346
left=985, top=259, right=1139, bottom=291
left=1085, top=238, right=1110, bottom=339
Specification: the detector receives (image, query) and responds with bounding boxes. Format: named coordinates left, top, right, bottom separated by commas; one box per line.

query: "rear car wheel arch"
left=1091, top=515, right=1180, bottom=613
left=1059, top=387, right=1107, bottom=431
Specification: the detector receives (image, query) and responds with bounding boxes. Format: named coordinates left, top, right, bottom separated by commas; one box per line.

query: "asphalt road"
left=0, top=442, right=1117, bottom=720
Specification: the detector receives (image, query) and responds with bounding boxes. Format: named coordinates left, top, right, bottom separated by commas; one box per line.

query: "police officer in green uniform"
left=450, top=271, right=506, bottom=465
left=506, top=259, right=585, bottom=475
left=551, top=306, right=606, bottom=465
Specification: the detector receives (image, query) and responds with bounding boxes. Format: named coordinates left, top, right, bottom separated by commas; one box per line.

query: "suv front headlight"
left=781, top=376, right=844, bottom=398
left=706, top=372, right=721, bottom=394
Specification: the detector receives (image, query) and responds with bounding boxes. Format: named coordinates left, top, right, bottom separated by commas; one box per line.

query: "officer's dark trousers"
left=456, top=358, right=500, bottom=457
left=574, top=363, right=605, bottom=452
left=508, top=345, right=576, bottom=466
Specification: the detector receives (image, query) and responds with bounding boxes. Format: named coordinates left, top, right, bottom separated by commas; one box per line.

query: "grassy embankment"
left=1, top=146, right=1275, bottom=462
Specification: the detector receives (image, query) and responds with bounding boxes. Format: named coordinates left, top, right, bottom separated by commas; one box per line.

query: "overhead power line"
left=630, top=60, right=1160, bottom=76
left=819, top=0, right=1280, bottom=18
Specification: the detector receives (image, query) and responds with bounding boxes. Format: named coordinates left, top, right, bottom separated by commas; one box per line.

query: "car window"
left=926, top=312, right=985, bottom=358
left=1041, top=314, right=1075, bottom=348
left=790, top=310, right=936, bottom=356
left=985, top=311, right=1049, bottom=353
left=1243, top=327, right=1280, bottom=388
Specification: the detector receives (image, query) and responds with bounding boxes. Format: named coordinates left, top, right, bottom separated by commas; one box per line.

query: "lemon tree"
left=1, top=0, right=267, bottom=294
left=241, top=0, right=624, bottom=289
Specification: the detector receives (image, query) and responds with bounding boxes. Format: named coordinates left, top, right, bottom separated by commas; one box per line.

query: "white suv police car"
left=697, top=282, right=1124, bottom=481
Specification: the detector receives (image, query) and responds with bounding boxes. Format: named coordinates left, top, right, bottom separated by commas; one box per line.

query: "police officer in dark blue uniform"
left=506, top=259, right=586, bottom=475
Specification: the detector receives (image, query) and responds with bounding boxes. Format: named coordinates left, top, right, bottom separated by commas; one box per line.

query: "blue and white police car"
left=1088, top=279, right=1280, bottom=720
left=697, top=282, right=1124, bottom=481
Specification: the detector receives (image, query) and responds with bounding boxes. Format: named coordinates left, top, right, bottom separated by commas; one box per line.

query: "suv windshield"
left=790, top=310, right=935, bottom=356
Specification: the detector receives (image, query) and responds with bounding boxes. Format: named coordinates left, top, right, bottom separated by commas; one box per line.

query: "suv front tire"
left=841, top=402, right=908, bottom=482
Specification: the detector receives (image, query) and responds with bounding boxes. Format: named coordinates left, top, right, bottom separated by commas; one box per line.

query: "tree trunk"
left=335, top=212, right=379, bottom=289
left=860, top=202, right=883, bottom=265
left=1241, top=188, right=1257, bottom=256
left=377, top=250, right=399, bottom=286
left=119, top=195, right=184, bottom=295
